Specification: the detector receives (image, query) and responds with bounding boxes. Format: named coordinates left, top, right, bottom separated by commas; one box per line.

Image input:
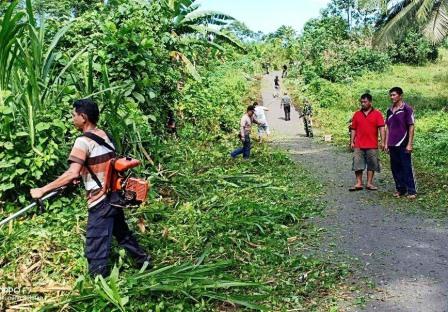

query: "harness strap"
left=82, top=131, right=116, bottom=190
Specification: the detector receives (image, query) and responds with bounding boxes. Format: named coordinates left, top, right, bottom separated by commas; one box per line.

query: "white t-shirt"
left=254, top=106, right=268, bottom=125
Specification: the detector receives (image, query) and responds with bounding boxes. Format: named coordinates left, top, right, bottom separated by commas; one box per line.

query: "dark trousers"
left=231, top=135, right=251, bottom=159
left=389, top=146, right=417, bottom=195
left=284, top=105, right=291, bottom=120
left=85, top=198, right=150, bottom=276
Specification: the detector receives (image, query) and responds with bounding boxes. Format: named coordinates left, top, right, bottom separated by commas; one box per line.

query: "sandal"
left=393, top=191, right=402, bottom=198
left=366, top=185, right=378, bottom=191
left=349, top=186, right=364, bottom=192
left=406, top=194, right=417, bottom=199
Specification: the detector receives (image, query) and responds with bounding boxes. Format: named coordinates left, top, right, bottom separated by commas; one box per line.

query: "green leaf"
left=132, top=92, right=145, bottom=103
left=36, top=122, right=51, bottom=132
left=3, top=142, right=14, bottom=150
left=0, top=183, right=14, bottom=191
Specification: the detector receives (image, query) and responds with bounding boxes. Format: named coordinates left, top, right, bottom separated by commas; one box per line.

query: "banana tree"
left=165, top=0, right=244, bottom=80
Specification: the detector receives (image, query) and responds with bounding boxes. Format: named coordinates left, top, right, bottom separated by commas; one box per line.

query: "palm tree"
left=371, top=0, right=448, bottom=44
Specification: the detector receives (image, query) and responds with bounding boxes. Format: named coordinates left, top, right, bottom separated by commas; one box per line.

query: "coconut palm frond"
left=423, top=1, right=448, bottom=43
left=416, top=0, right=437, bottom=22
left=375, top=0, right=421, bottom=45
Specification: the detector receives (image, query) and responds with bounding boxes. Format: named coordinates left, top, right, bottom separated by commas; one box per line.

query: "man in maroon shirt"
left=349, top=94, right=386, bottom=191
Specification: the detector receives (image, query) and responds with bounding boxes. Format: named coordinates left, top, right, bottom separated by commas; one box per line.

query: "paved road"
left=262, top=72, right=448, bottom=312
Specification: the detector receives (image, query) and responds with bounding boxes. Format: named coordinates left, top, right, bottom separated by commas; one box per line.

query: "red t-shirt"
left=351, top=109, right=385, bottom=149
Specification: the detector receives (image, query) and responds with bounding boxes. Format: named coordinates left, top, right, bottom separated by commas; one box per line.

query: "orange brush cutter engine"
left=104, top=157, right=150, bottom=204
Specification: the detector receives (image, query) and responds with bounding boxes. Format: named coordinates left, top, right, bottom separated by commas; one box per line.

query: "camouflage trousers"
left=303, top=116, right=313, bottom=137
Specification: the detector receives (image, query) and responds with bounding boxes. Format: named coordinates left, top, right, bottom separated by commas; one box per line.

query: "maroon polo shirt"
left=351, top=108, right=385, bottom=149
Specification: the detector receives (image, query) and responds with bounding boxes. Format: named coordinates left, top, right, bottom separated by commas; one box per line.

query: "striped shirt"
left=68, top=129, right=115, bottom=207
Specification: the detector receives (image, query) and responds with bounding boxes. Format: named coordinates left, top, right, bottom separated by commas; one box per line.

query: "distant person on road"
left=280, top=92, right=292, bottom=121
left=385, top=87, right=417, bottom=199
left=349, top=93, right=385, bottom=192
left=273, top=76, right=280, bottom=98
left=300, top=100, right=313, bottom=137
left=262, top=62, right=269, bottom=75
left=231, top=105, right=258, bottom=159
left=282, top=64, right=288, bottom=78
left=253, top=101, right=270, bottom=143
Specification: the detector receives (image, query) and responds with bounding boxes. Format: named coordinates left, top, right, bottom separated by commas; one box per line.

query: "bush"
left=388, top=30, right=439, bottom=65
left=299, top=16, right=390, bottom=82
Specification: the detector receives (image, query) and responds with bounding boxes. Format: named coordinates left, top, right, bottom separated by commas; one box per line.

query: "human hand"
left=350, top=142, right=355, bottom=150
left=406, top=144, right=413, bottom=153
left=30, top=188, right=44, bottom=199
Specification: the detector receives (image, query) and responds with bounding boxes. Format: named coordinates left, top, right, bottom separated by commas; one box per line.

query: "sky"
left=199, top=0, right=331, bottom=34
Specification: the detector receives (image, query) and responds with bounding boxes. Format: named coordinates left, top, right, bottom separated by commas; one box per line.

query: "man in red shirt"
left=349, top=93, right=386, bottom=191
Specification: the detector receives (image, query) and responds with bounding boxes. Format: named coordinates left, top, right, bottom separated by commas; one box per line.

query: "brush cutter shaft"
left=0, top=190, right=60, bottom=227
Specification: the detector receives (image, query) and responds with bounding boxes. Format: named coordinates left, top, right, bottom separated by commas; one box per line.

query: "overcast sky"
left=199, top=0, right=331, bottom=33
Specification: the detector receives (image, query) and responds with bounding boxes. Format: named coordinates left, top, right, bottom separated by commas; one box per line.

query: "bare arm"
left=379, top=126, right=386, bottom=149
left=384, top=126, right=389, bottom=152
left=30, top=162, right=82, bottom=199
left=350, top=129, right=356, bottom=149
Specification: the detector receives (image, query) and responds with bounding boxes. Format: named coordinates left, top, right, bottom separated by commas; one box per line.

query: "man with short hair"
left=253, top=101, right=270, bottom=143
left=31, top=99, right=151, bottom=276
left=349, top=93, right=385, bottom=191
left=385, top=87, right=417, bottom=199
left=281, top=92, right=292, bottom=121
left=231, top=105, right=257, bottom=159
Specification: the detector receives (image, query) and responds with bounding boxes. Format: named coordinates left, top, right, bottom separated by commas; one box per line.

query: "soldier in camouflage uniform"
left=300, top=100, right=314, bottom=137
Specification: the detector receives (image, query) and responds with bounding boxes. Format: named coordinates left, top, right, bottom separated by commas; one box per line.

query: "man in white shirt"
left=254, top=101, right=270, bottom=143
left=231, top=105, right=257, bottom=159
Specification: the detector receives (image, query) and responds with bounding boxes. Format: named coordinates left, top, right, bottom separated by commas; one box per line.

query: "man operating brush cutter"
left=29, top=98, right=152, bottom=277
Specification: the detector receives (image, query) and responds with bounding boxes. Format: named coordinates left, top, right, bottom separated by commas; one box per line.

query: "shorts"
left=352, top=148, right=380, bottom=172
left=258, top=124, right=270, bottom=135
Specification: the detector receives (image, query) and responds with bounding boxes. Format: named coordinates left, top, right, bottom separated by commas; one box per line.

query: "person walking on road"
left=282, top=64, right=288, bottom=78
left=231, top=105, right=257, bottom=159
left=273, top=76, right=280, bottom=98
left=253, top=101, right=270, bottom=143
left=300, top=100, right=314, bottom=137
left=349, top=93, right=385, bottom=192
left=384, top=87, right=417, bottom=199
left=262, top=62, right=270, bottom=75
left=281, top=92, right=292, bottom=121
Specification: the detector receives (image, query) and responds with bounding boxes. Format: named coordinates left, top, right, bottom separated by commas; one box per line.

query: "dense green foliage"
left=0, top=0, right=348, bottom=310
left=299, top=16, right=390, bottom=83
left=387, top=29, right=439, bottom=65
